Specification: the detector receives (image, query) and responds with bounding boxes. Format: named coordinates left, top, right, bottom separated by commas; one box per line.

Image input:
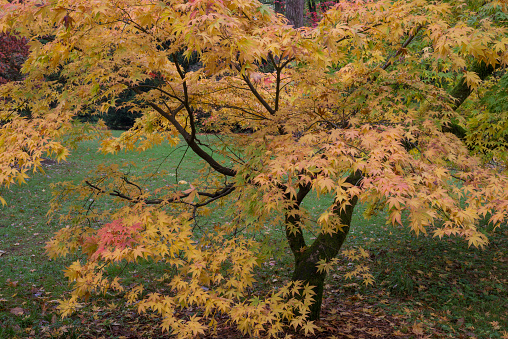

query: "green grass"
left=343, top=219, right=508, bottom=338
left=0, top=131, right=212, bottom=338
left=0, top=132, right=507, bottom=338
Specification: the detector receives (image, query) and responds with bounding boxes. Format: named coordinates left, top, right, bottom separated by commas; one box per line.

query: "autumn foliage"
left=0, top=32, right=28, bottom=85
left=1, top=0, right=508, bottom=336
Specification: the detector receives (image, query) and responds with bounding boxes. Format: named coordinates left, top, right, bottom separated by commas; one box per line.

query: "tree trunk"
left=443, top=61, right=495, bottom=140
left=291, top=196, right=358, bottom=320
left=449, top=61, right=494, bottom=111
left=284, top=173, right=361, bottom=320
left=285, top=0, right=305, bottom=28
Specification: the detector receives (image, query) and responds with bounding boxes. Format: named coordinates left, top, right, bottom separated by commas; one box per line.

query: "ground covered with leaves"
left=1, top=136, right=507, bottom=339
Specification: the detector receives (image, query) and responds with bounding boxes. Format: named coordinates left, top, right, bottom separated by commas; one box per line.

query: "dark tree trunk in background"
left=449, top=61, right=494, bottom=111
left=443, top=61, right=495, bottom=140
left=285, top=0, right=305, bottom=28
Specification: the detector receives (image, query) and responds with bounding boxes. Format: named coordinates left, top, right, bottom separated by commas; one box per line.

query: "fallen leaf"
left=412, top=322, right=424, bottom=335
left=490, top=321, right=500, bottom=330
left=10, top=307, right=24, bottom=316
left=0, top=250, right=6, bottom=256
left=41, top=303, right=47, bottom=315
left=6, top=279, right=18, bottom=287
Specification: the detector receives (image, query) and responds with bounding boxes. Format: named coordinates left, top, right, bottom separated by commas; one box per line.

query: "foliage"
left=465, top=71, right=508, bottom=163
left=483, top=72, right=508, bottom=114
left=76, top=88, right=143, bottom=130
left=0, top=32, right=28, bottom=85
left=305, top=0, right=336, bottom=27
left=1, top=139, right=507, bottom=338
left=1, top=0, right=508, bottom=337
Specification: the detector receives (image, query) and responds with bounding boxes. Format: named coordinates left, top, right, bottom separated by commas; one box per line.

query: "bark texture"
left=285, top=172, right=361, bottom=320
left=285, top=0, right=305, bottom=28
left=292, top=196, right=358, bottom=319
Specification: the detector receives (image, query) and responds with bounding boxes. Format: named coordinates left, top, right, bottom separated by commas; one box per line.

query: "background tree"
left=285, top=0, right=305, bottom=27
left=466, top=71, right=508, bottom=162
left=429, top=5, right=508, bottom=168
left=1, top=0, right=508, bottom=336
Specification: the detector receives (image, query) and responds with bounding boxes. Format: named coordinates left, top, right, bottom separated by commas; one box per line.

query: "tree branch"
left=132, top=88, right=237, bottom=177
left=269, top=54, right=294, bottom=112
left=380, top=25, right=422, bottom=71
left=443, top=61, right=495, bottom=140
left=234, top=64, right=276, bottom=115
left=85, top=180, right=235, bottom=206
left=172, top=53, right=197, bottom=141
left=284, top=182, right=312, bottom=258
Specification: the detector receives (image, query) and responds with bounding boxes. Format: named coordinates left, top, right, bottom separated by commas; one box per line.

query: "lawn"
left=0, top=132, right=506, bottom=338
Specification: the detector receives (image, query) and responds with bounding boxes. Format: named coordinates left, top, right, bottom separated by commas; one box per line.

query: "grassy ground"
left=0, top=132, right=506, bottom=338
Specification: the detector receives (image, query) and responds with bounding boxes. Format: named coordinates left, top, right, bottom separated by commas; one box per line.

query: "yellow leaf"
left=464, top=71, right=481, bottom=89
left=302, top=320, right=319, bottom=336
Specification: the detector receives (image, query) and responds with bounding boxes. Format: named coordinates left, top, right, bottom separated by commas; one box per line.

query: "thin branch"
left=175, top=145, right=189, bottom=183
left=234, top=64, right=275, bottom=115
left=85, top=180, right=106, bottom=193
left=269, top=54, right=294, bottom=112
left=122, top=176, right=143, bottom=195
left=195, top=185, right=236, bottom=207
left=85, top=180, right=236, bottom=206
left=171, top=53, right=197, bottom=141
left=202, top=103, right=269, bottom=121
left=380, top=25, right=423, bottom=71
left=334, top=23, right=382, bottom=44
left=143, top=144, right=188, bottom=185
left=132, top=88, right=236, bottom=177
left=133, top=85, right=185, bottom=104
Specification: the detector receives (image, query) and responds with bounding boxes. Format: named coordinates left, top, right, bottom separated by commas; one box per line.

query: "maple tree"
left=1, top=0, right=508, bottom=336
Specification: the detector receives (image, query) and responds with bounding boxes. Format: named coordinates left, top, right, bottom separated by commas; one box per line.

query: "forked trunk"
left=291, top=196, right=358, bottom=320
left=284, top=172, right=361, bottom=320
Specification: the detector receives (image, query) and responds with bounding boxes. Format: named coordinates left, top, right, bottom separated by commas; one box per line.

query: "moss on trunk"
left=290, top=194, right=359, bottom=320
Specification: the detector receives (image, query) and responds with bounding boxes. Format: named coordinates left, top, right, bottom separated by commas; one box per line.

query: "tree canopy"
left=1, top=0, right=507, bottom=336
